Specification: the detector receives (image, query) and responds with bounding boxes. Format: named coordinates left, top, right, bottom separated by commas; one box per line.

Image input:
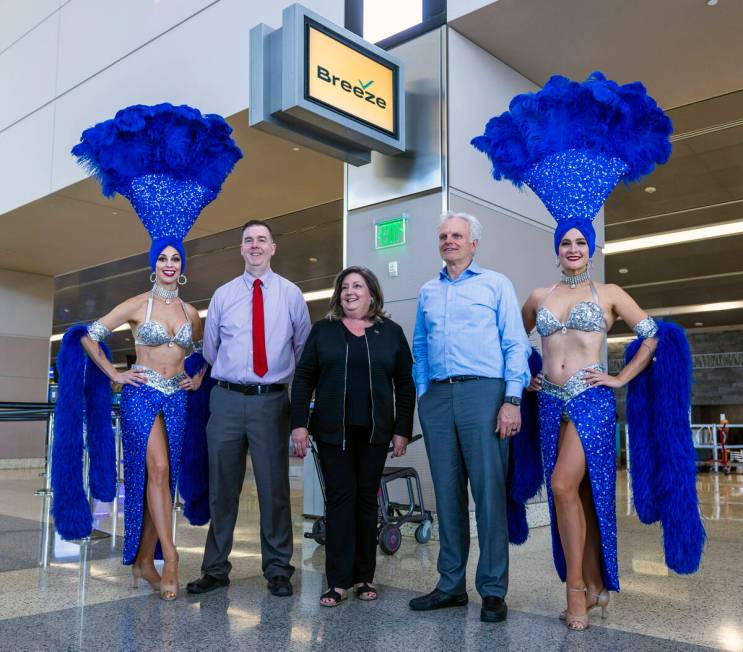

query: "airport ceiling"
left=0, top=110, right=343, bottom=277
left=8, top=0, right=743, bottom=346
left=451, top=0, right=743, bottom=334
left=449, top=0, right=743, bottom=110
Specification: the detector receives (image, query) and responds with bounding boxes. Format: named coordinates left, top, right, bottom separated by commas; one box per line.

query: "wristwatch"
left=503, top=395, right=521, bottom=406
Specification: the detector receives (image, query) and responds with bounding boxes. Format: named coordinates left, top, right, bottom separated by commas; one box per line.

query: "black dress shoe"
left=409, top=588, right=468, bottom=611
left=481, top=596, right=508, bottom=622
left=267, top=575, right=293, bottom=597
left=186, top=574, right=230, bottom=594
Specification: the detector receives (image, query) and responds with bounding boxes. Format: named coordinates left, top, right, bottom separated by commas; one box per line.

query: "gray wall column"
left=344, top=27, right=607, bottom=520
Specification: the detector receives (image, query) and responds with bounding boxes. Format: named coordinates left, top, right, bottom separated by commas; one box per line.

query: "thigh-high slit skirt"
left=119, top=366, right=187, bottom=565
left=538, top=363, right=619, bottom=591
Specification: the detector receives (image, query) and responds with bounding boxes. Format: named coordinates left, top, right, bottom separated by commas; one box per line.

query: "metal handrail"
left=0, top=401, right=56, bottom=410
left=0, top=413, right=52, bottom=421
left=0, top=402, right=120, bottom=500
left=0, top=401, right=123, bottom=409
left=0, top=402, right=57, bottom=496
left=1, top=400, right=184, bottom=560
left=0, top=402, right=121, bottom=419
left=0, top=402, right=54, bottom=422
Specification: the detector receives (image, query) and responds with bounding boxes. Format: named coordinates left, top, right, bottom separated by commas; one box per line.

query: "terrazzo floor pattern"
left=0, top=466, right=741, bottom=651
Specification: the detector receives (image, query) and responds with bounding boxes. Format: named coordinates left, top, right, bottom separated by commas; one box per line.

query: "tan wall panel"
left=0, top=336, right=51, bottom=379
left=0, top=270, right=54, bottom=339
left=0, top=421, right=46, bottom=459
left=0, top=369, right=47, bottom=402
left=0, top=338, right=49, bottom=458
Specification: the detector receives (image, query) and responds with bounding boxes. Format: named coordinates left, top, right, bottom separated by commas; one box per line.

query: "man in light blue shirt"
left=409, top=211, right=530, bottom=623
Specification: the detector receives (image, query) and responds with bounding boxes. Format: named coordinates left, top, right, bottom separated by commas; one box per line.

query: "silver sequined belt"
left=540, top=363, right=605, bottom=416
left=131, top=365, right=186, bottom=396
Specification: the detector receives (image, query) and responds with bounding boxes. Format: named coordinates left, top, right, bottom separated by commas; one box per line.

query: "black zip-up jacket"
left=290, top=317, right=415, bottom=446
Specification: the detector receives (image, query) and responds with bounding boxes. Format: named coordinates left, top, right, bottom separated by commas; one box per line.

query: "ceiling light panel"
left=604, top=220, right=743, bottom=254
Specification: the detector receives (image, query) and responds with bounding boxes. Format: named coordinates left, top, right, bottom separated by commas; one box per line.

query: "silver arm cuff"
left=87, top=320, right=112, bottom=342
left=633, top=316, right=658, bottom=339
left=191, top=340, right=203, bottom=355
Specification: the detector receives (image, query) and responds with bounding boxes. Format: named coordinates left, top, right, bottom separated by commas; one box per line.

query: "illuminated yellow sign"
left=306, top=24, right=396, bottom=135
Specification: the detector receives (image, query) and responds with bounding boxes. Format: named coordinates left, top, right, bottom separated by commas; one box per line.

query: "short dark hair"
left=326, top=266, right=387, bottom=322
left=241, top=219, right=275, bottom=241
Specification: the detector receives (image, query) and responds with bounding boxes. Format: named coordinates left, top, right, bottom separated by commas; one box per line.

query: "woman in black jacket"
left=291, top=266, right=415, bottom=607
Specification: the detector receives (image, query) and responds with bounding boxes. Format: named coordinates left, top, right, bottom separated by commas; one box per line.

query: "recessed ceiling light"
left=292, top=146, right=301, bottom=152
left=605, top=219, right=743, bottom=254
left=706, top=0, right=718, bottom=6
left=308, top=257, right=318, bottom=263
left=645, top=300, right=743, bottom=317
left=694, top=322, right=704, bottom=326
left=618, top=268, right=629, bottom=274
left=63, top=308, right=70, bottom=313
left=111, top=210, right=118, bottom=215
left=644, top=186, right=656, bottom=194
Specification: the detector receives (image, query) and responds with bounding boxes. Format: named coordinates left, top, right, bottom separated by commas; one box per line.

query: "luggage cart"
left=304, top=434, right=433, bottom=555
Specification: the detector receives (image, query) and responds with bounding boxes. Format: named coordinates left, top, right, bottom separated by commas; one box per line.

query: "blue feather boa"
left=507, top=349, right=544, bottom=544
left=52, top=326, right=212, bottom=538
left=471, top=71, right=672, bottom=186
left=625, top=321, right=706, bottom=574
left=52, top=325, right=116, bottom=540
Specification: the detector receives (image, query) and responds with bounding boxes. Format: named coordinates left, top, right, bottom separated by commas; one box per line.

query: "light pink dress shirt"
left=203, top=269, right=311, bottom=385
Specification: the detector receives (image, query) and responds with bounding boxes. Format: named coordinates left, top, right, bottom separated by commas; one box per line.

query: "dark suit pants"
left=201, top=384, right=294, bottom=581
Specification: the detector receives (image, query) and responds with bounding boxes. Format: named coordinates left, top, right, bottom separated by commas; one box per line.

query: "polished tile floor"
left=0, top=466, right=741, bottom=651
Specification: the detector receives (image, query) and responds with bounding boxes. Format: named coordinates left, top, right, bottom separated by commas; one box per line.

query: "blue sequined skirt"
left=119, top=367, right=187, bottom=565
left=539, top=365, right=619, bottom=591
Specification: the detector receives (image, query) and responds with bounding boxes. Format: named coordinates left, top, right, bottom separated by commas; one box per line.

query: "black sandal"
left=320, top=588, right=347, bottom=607
left=354, top=583, right=378, bottom=601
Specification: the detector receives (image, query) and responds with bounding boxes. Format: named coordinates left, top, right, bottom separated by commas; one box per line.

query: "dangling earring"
left=150, top=272, right=156, bottom=283
left=177, top=274, right=188, bottom=286
left=588, top=259, right=593, bottom=269
left=555, top=258, right=560, bottom=268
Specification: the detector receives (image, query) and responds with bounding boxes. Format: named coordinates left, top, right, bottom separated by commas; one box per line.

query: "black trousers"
left=317, top=426, right=389, bottom=588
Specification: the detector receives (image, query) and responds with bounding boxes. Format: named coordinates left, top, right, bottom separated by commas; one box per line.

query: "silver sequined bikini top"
left=536, top=281, right=607, bottom=337
left=134, top=296, right=193, bottom=350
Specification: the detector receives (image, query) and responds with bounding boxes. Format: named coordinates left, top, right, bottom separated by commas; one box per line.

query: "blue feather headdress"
left=71, top=103, right=243, bottom=271
left=471, top=72, right=672, bottom=256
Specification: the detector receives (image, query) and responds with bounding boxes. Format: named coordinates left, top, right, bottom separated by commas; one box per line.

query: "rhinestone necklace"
left=151, top=283, right=179, bottom=304
left=560, top=269, right=591, bottom=289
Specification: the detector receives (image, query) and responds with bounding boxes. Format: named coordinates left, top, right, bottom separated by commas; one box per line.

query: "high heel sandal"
left=559, top=587, right=609, bottom=621
left=588, top=588, right=609, bottom=619
left=131, top=565, right=161, bottom=591
left=160, top=558, right=179, bottom=601
left=564, top=586, right=589, bottom=632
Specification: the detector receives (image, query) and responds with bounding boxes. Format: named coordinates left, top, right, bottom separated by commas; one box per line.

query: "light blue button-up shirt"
left=412, top=261, right=531, bottom=398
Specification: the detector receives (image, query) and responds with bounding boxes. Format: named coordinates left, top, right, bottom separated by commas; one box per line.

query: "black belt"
left=217, top=380, right=285, bottom=396
left=432, top=375, right=488, bottom=384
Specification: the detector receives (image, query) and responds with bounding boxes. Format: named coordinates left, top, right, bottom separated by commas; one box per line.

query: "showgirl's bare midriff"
left=134, top=344, right=187, bottom=379
left=541, top=329, right=606, bottom=386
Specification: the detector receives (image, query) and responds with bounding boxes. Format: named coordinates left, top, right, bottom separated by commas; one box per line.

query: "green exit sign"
left=375, top=216, right=407, bottom=249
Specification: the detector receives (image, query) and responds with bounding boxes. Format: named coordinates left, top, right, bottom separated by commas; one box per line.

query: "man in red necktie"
left=188, top=220, right=311, bottom=597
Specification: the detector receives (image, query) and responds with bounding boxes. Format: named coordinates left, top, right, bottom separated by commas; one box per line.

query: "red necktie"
left=252, top=278, right=268, bottom=377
